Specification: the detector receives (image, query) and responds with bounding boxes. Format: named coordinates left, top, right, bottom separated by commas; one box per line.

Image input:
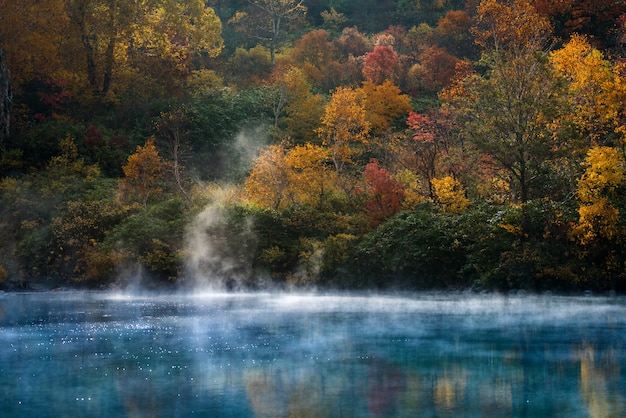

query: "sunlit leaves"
left=550, top=35, right=626, bottom=143
left=577, top=146, right=624, bottom=203
left=64, top=0, right=223, bottom=97
left=574, top=146, right=624, bottom=245
left=245, top=142, right=339, bottom=211
left=431, top=175, right=469, bottom=213
left=317, top=87, right=371, bottom=174
left=360, top=80, right=412, bottom=135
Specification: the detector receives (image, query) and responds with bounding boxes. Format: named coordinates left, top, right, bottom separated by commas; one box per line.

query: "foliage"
left=550, top=35, right=626, bottom=145
left=2, top=0, right=626, bottom=291
left=359, top=159, right=405, bottom=226
left=317, top=86, right=371, bottom=174
left=349, top=207, right=472, bottom=289
left=362, top=46, right=398, bottom=84
left=230, top=0, right=306, bottom=65
left=359, top=80, right=412, bottom=135
left=117, top=138, right=165, bottom=208
left=431, top=175, right=469, bottom=213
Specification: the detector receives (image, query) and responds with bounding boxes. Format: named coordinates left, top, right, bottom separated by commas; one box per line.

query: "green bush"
left=348, top=205, right=474, bottom=289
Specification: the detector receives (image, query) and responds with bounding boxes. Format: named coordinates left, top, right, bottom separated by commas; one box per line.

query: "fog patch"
left=182, top=124, right=273, bottom=291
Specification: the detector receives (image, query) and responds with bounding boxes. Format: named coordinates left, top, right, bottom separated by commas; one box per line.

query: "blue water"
left=0, top=291, right=624, bottom=417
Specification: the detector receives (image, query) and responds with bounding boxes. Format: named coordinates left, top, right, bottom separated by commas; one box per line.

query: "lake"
left=1, top=291, right=624, bottom=417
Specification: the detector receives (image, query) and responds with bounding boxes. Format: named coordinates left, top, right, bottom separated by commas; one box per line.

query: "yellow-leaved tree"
left=574, top=146, right=624, bottom=244
left=431, top=175, right=470, bottom=213
left=244, top=143, right=290, bottom=210
left=359, top=80, right=412, bottom=135
left=283, top=143, right=339, bottom=209
left=550, top=35, right=626, bottom=145
left=317, top=87, right=371, bottom=174
left=64, top=0, right=223, bottom=98
left=316, top=87, right=372, bottom=200
left=245, top=143, right=339, bottom=210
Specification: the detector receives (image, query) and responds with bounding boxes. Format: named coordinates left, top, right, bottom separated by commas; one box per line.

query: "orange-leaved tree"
left=284, top=143, right=339, bottom=209
left=245, top=142, right=339, bottom=210
left=118, top=137, right=165, bottom=208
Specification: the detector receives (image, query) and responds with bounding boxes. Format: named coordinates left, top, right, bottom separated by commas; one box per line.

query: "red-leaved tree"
left=361, top=158, right=405, bottom=226
left=362, top=45, right=398, bottom=84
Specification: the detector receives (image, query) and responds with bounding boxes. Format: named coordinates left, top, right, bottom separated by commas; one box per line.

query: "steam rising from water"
left=184, top=204, right=256, bottom=290
left=184, top=126, right=268, bottom=290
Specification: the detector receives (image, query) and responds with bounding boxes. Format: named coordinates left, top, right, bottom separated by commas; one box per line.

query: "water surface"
left=1, top=291, right=624, bottom=417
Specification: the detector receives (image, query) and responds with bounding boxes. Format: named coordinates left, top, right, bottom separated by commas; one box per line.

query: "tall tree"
left=230, top=0, right=306, bottom=65
left=317, top=87, right=371, bottom=175
left=317, top=87, right=371, bottom=199
left=445, top=0, right=559, bottom=203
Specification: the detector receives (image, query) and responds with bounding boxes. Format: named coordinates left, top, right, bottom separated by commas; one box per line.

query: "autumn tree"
left=0, top=0, right=68, bottom=85
left=401, top=109, right=462, bottom=199
left=230, top=0, right=306, bottom=66
left=65, top=0, right=223, bottom=97
left=410, top=46, right=460, bottom=93
left=359, top=80, right=412, bottom=135
left=431, top=175, right=470, bottom=213
left=472, top=0, right=552, bottom=57
left=316, top=87, right=372, bottom=199
left=360, top=158, right=405, bottom=226
left=573, top=145, right=625, bottom=288
left=290, top=29, right=350, bottom=92
left=362, top=45, right=398, bottom=85
left=445, top=0, right=559, bottom=203
left=283, top=143, right=339, bottom=209
left=244, top=143, right=290, bottom=210
left=317, top=87, right=371, bottom=175
left=245, top=142, right=339, bottom=210
left=549, top=35, right=626, bottom=147
left=118, top=137, right=165, bottom=208
left=268, top=66, right=325, bottom=143
left=433, top=10, right=475, bottom=58
left=575, top=146, right=624, bottom=244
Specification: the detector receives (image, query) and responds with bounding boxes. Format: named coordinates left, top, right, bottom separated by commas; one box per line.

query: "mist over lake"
left=1, top=291, right=624, bottom=417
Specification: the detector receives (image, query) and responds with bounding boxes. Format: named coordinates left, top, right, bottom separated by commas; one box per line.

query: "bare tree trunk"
left=0, top=47, right=12, bottom=148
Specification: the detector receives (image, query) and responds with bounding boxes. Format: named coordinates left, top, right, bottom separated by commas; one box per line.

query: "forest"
left=0, top=0, right=625, bottom=292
